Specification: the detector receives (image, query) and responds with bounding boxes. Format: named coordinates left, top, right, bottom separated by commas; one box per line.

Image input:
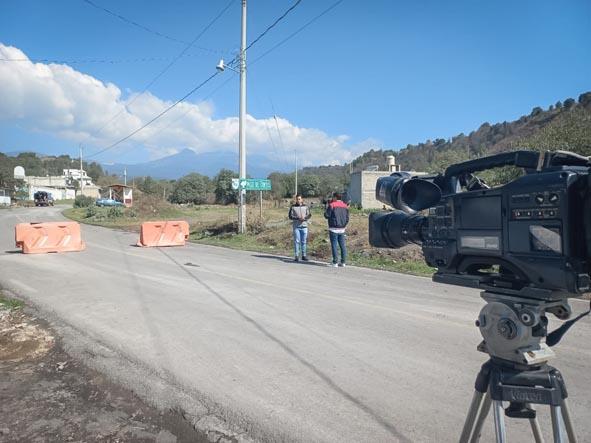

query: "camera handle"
left=444, top=151, right=541, bottom=179
left=444, top=150, right=591, bottom=180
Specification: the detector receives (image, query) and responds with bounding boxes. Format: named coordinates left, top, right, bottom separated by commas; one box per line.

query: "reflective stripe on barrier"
left=136, top=221, right=189, bottom=247
left=15, top=222, right=86, bottom=254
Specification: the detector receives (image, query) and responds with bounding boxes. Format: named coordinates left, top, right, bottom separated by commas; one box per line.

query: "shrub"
left=85, top=205, right=98, bottom=218
left=108, top=207, right=123, bottom=218
left=127, top=208, right=138, bottom=218
left=74, top=195, right=95, bottom=208
left=247, top=217, right=266, bottom=234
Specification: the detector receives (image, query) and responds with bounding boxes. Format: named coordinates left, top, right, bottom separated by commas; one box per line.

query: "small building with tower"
left=348, top=155, right=426, bottom=209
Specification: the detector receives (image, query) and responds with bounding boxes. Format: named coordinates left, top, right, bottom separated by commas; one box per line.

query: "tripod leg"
left=492, top=400, right=507, bottom=443
left=560, top=400, right=577, bottom=443
left=470, top=392, right=492, bottom=443
left=460, top=391, right=485, bottom=443
left=526, top=404, right=544, bottom=443
left=551, top=406, right=566, bottom=443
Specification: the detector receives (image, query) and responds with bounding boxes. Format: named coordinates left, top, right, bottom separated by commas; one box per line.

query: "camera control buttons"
left=548, top=193, right=559, bottom=204
left=535, top=194, right=545, bottom=204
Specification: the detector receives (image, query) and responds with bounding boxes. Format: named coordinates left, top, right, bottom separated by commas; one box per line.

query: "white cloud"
left=0, top=43, right=373, bottom=165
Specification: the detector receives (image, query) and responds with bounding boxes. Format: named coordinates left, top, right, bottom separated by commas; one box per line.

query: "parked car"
left=34, top=191, right=53, bottom=207
left=95, top=198, right=124, bottom=207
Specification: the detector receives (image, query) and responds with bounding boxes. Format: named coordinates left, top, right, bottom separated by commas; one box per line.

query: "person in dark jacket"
left=288, top=194, right=312, bottom=262
left=324, top=192, right=349, bottom=267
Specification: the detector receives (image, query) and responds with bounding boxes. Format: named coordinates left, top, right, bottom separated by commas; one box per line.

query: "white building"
left=348, top=155, right=425, bottom=209
left=63, top=168, right=93, bottom=187
left=22, top=168, right=100, bottom=200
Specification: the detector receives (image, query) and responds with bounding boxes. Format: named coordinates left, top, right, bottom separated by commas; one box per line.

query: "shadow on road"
left=252, top=254, right=328, bottom=268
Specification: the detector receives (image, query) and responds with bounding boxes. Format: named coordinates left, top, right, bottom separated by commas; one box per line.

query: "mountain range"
left=101, top=149, right=293, bottom=179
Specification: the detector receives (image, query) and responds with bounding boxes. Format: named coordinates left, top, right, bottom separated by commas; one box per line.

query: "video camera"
left=369, top=150, right=591, bottom=300
left=370, top=150, right=591, bottom=438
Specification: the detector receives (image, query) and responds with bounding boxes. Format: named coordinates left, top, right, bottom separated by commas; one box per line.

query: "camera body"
left=369, top=150, right=591, bottom=300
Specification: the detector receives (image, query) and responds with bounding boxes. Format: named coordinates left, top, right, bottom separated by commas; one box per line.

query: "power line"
left=87, top=0, right=333, bottom=161
left=87, top=0, right=235, bottom=148
left=250, top=0, right=345, bottom=66
left=86, top=71, right=220, bottom=159
left=245, top=0, right=302, bottom=52
left=81, top=0, right=187, bottom=45
left=0, top=51, right=230, bottom=65
left=225, top=0, right=304, bottom=69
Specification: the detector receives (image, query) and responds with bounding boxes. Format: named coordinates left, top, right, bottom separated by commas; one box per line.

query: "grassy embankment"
left=64, top=195, right=434, bottom=277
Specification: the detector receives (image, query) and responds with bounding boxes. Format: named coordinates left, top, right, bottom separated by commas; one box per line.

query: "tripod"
left=460, top=359, right=577, bottom=443
left=458, top=291, right=580, bottom=442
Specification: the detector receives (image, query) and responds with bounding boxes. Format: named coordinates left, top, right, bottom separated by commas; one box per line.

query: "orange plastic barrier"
left=137, top=220, right=189, bottom=247
left=15, top=221, right=86, bottom=254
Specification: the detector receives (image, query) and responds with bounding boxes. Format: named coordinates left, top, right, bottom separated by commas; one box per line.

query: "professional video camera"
left=369, top=150, right=591, bottom=442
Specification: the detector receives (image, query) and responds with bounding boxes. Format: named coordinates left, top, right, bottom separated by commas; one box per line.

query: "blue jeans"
left=329, top=231, right=347, bottom=264
left=293, top=226, right=308, bottom=258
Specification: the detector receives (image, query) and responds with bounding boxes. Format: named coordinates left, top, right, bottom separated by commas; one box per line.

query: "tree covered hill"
left=297, top=91, right=591, bottom=179
left=395, top=91, right=591, bottom=173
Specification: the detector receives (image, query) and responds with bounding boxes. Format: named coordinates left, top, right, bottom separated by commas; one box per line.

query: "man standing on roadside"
left=288, top=194, right=311, bottom=262
left=324, top=192, right=349, bottom=267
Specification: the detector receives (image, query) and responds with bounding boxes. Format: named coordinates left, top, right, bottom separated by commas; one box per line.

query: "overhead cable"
left=225, top=0, right=304, bottom=69
left=87, top=71, right=220, bottom=158
left=87, top=0, right=235, bottom=151
left=245, top=0, right=302, bottom=52
left=87, top=0, right=336, bottom=160
left=250, top=0, right=345, bottom=66
left=0, top=51, right=229, bottom=65
left=81, top=0, right=187, bottom=45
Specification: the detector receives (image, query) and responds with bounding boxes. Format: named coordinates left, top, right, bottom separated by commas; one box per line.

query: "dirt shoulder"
left=0, top=294, right=210, bottom=443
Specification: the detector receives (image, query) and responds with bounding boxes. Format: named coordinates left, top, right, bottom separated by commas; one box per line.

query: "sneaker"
left=338, top=263, right=346, bottom=268
left=301, top=256, right=309, bottom=261
left=330, top=262, right=338, bottom=268
left=294, top=257, right=300, bottom=262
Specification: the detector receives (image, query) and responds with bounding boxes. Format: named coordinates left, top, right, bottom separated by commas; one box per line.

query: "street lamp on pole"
left=216, top=0, right=247, bottom=234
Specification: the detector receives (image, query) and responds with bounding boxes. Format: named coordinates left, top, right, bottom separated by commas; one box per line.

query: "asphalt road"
left=1, top=206, right=590, bottom=442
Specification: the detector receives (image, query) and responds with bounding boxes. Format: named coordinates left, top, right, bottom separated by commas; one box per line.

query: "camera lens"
left=375, top=173, right=441, bottom=213
left=369, top=211, right=426, bottom=248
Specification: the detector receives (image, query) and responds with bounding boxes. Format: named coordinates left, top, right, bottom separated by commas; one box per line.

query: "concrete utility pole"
left=124, top=167, right=127, bottom=186
left=294, top=149, right=298, bottom=197
left=79, top=144, right=84, bottom=196
left=238, top=0, right=247, bottom=234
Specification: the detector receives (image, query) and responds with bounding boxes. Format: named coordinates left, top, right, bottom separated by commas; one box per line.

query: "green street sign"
left=238, top=178, right=272, bottom=191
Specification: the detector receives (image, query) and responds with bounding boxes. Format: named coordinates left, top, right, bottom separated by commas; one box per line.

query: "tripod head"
left=475, top=290, right=572, bottom=366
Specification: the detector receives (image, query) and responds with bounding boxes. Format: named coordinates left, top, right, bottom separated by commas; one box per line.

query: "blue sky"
left=0, top=0, right=589, bottom=167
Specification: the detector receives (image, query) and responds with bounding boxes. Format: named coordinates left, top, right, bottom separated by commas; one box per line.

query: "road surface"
left=1, top=206, right=590, bottom=442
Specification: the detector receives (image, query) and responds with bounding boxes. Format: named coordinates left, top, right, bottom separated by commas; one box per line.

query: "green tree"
left=267, top=172, right=293, bottom=199
left=298, top=174, right=321, bottom=197
left=0, top=153, right=25, bottom=197
left=169, top=173, right=209, bottom=204
left=85, top=161, right=104, bottom=182
left=213, top=169, right=238, bottom=204
left=138, top=176, right=158, bottom=195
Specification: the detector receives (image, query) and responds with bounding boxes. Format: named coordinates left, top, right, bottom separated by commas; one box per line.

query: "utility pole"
left=237, top=0, right=247, bottom=234
left=79, top=143, right=84, bottom=196
left=124, top=167, right=127, bottom=186
left=294, top=149, right=298, bottom=197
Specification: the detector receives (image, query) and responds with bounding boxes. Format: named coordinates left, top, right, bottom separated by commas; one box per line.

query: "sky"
left=0, top=0, right=590, bottom=169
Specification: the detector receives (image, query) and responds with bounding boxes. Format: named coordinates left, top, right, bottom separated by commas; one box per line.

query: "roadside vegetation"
left=0, top=292, right=24, bottom=310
